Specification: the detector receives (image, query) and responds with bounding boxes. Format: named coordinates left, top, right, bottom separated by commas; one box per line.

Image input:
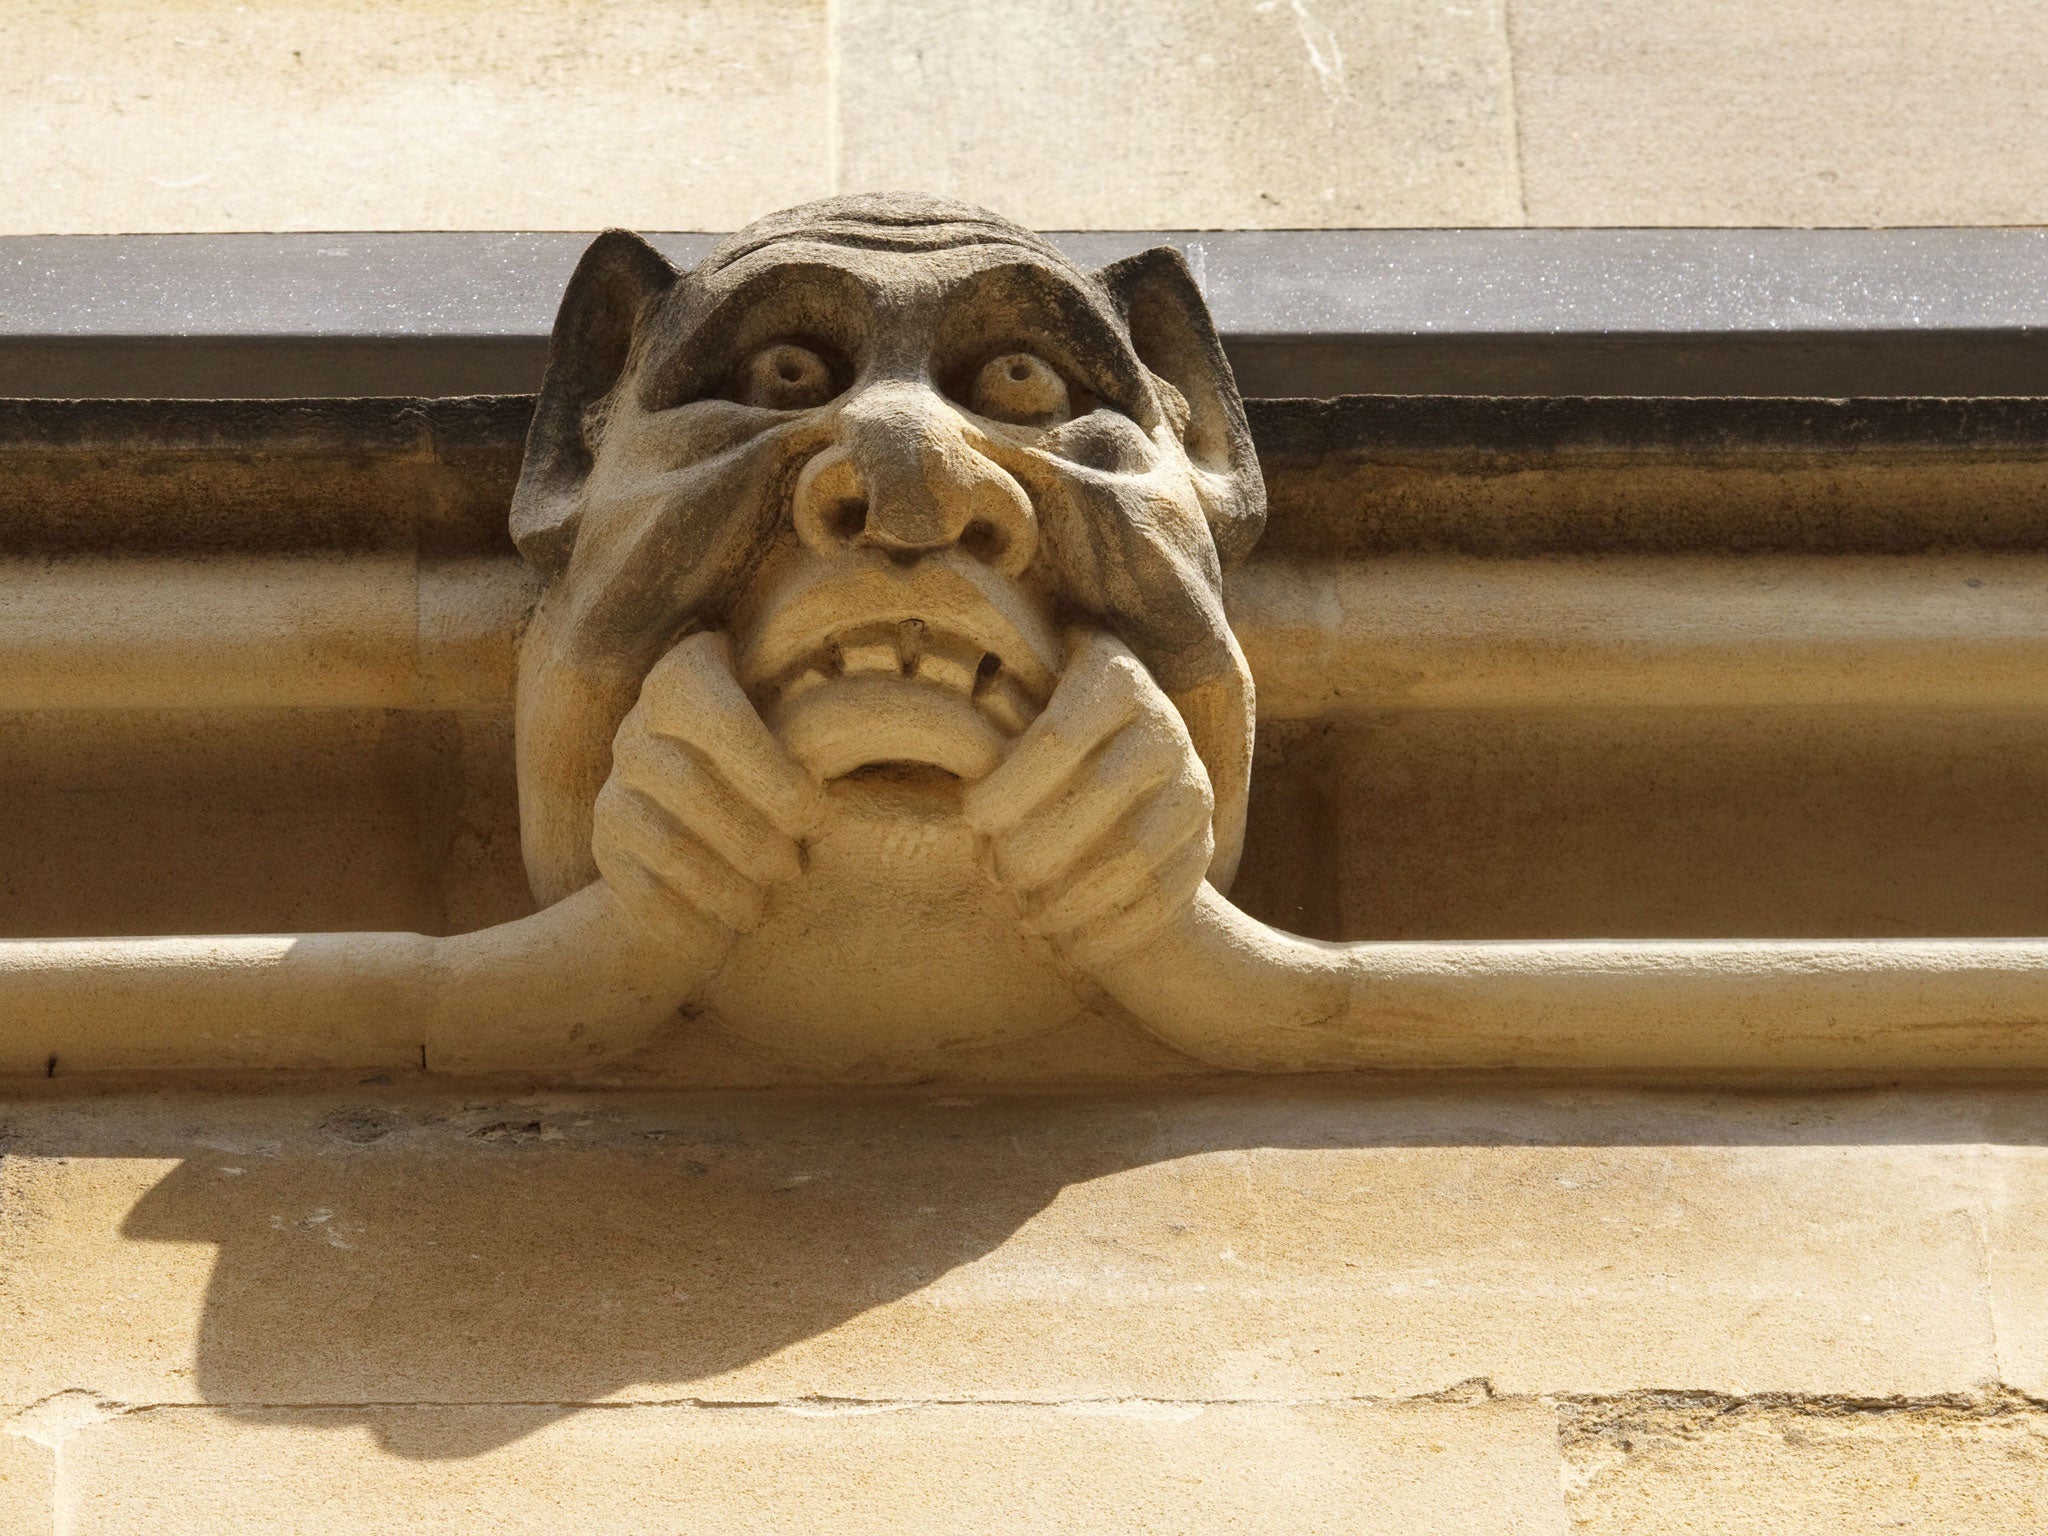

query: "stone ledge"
left=0, top=1412, right=54, bottom=1536
left=9, top=230, right=2048, bottom=398
left=15, top=1390, right=2048, bottom=1534
left=1562, top=1391, right=2048, bottom=1533
left=56, top=1399, right=1566, bottom=1536
left=0, top=1085, right=2023, bottom=1407
left=13, top=395, right=2048, bottom=560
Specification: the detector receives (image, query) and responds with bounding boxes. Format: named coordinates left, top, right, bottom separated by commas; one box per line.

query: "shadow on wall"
left=105, top=1082, right=2040, bottom=1460
left=116, top=1092, right=1210, bottom=1458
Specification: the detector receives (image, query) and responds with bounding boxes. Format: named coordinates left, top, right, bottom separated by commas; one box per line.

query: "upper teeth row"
left=771, top=619, right=1039, bottom=735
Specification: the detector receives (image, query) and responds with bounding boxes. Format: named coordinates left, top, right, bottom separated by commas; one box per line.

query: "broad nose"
left=791, top=382, right=1037, bottom=575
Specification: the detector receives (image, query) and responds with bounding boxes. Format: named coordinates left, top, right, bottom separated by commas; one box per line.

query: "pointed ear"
left=510, top=230, right=679, bottom=575
left=1098, top=246, right=1266, bottom=567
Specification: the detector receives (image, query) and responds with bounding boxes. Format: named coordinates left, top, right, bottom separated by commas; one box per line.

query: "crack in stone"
left=28, top=1384, right=2048, bottom=1422
left=1554, top=1383, right=2048, bottom=1456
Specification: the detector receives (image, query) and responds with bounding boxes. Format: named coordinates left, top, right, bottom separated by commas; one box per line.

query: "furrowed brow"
left=641, top=262, right=874, bottom=409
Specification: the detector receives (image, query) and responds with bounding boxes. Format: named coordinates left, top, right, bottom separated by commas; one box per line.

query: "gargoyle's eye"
left=738, top=343, right=839, bottom=411
left=969, top=352, right=1071, bottom=428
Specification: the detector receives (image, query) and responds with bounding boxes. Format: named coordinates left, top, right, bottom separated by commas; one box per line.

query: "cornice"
left=6, top=228, right=2048, bottom=398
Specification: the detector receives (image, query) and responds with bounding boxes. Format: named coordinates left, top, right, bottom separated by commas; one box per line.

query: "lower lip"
left=770, top=674, right=1009, bottom=781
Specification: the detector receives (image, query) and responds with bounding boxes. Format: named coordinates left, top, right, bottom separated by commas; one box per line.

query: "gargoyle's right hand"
left=963, top=629, right=1216, bottom=971
left=592, top=631, right=823, bottom=949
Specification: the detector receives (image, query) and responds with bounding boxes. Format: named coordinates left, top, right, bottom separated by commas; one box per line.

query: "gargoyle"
left=509, top=194, right=1263, bottom=1071
left=6, top=195, right=2045, bottom=1079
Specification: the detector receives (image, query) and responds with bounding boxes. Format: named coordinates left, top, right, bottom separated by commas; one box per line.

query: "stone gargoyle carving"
left=511, top=194, right=1268, bottom=1075
left=8, top=194, right=2047, bottom=1079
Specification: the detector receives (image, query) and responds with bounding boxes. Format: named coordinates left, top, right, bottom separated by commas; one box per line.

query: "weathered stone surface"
left=1327, top=706, right=2048, bottom=942
left=0, top=1408, right=55, bottom=1536
left=1510, top=0, right=2048, bottom=224
left=836, top=0, right=1521, bottom=228
left=0, top=1087, right=2008, bottom=1412
left=8, top=1, right=2043, bottom=232
left=0, top=0, right=828, bottom=234
left=1562, top=1395, right=2048, bottom=1533
left=1980, top=1144, right=2048, bottom=1398
left=64, top=1399, right=1565, bottom=1535
left=0, top=708, right=527, bottom=940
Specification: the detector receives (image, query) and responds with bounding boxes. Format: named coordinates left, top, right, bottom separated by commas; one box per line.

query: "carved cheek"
left=565, top=429, right=821, bottom=652
left=1047, top=411, right=1152, bottom=475
left=608, top=398, right=790, bottom=470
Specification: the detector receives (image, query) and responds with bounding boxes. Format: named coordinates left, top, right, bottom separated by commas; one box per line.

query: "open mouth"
left=734, top=553, right=1063, bottom=782
left=761, top=617, right=1040, bottom=736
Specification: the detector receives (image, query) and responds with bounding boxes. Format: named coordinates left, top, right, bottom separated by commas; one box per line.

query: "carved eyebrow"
left=640, top=261, right=873, bottom=409
left=933, top=261, right=1151, bottom=415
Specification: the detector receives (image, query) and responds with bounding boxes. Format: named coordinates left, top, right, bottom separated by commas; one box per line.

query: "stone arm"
left=0, top=884, right=689, bottom=1075
left=964, top=628, right=2048, bottom=1077
left=7, top=627, right=2048, bottom=1077
left=0, top=632, right=811, bottom=1076
left=1093, top=890, right=2048, bottom=1076
left=13, top=861, right=2048, bottom=1078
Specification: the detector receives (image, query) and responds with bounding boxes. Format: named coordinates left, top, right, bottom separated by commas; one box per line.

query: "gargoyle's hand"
left=964, top=629, right=1215, bottom=970
left=592, top=631, right=823, bottom=952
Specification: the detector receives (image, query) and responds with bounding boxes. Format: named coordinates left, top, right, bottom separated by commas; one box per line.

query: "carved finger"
left=963, top=630, right=1148, bottom=836
left=612, top=732, right=802, bottom=886
left=593, top=781, right=768, bottom=936
left=1054, top=838, right=1217, bottom=970
left=991, top=723, right=1199, bottom=891
left=632, top=631, right=822, bottom=838
left=1021, top=782, right=1216, bottom=938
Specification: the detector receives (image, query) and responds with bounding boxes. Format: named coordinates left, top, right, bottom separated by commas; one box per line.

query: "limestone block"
left=0, top=0, right=829, bottom=234
left=0, top=1088, right=2004, bottom=1411
left=63, top=1400, right=1565, bottom=1536
left=1509, top=0, right=2048, bottom=224
left=0, top=1409, right=55, bottom=1536
left=1563, top=1397, right=2048, bottom=1534
left=1981, top=1145, right=2048, bottom=1398
left=836, top=0, right=1521, bottom=228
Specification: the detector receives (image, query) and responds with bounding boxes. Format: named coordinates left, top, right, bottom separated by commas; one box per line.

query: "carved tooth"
left=913, top=634, right=981, bottom=696
left=975, top=671, right=1036, bottom=736
left=838, top=635, right=901, bottom=678
left=896, top=618, right=926, bottom=675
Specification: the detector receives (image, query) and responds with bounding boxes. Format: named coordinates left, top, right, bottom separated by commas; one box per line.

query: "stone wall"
left=3, top=1083, right=2047, bottom=1532
left=5, top=0, right=2044, bottom=233
left=5, top=389, right=2048, bottom=1529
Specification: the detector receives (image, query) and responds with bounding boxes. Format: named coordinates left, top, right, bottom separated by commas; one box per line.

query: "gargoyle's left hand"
left=963, top=629, right=1215, bottom=970
left=592, top=631, right=823, bottom=956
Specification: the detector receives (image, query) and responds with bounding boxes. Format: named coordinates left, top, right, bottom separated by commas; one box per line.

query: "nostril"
left=959, top=519, right=1005, bottom=563
left=826, top=497, right=869, bottom=543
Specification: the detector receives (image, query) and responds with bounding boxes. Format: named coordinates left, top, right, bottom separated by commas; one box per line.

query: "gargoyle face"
left=510, top=195, right=1264, bottom=911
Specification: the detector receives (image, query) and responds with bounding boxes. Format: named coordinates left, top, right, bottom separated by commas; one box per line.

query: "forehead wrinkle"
left=703, top=212, right=1068, bottom=273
